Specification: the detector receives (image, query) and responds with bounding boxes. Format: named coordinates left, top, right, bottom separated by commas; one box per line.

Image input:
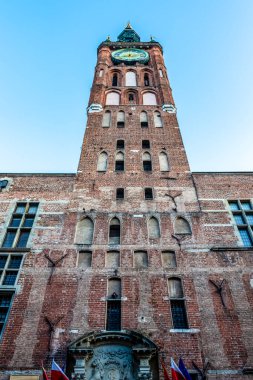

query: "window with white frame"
left=229, top=200, right=253, bottom=247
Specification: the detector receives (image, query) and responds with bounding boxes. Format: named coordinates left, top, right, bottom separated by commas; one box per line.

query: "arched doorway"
left=67, top=330, right=159, bottom=380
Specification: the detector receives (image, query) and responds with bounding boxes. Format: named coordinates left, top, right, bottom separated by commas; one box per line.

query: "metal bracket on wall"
left=209, top=279, right=226, bottom=308
left=192, top=359, right=210, bottom=380
left=44, top=315, right=64, bottom=354
left=44, top=252, right=68, bottom=284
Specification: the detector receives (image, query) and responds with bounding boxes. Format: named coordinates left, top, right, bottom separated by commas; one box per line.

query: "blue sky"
left=0, top=0, right=253, bottom=173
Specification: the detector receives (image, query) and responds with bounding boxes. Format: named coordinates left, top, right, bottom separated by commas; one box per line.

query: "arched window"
left=159, top=69, right=163, bottom=78
left=97, top=152, right=108, bottom=172
left=168, top=277, right=188, bottom=329
left=143, top=92, right=157, bottom=105
left=109, top=217, right=121, bottom=245
left=140, top=111, right=148, bottom=128
left=143, top=152, right=152, bottom=171
left=112, top=73, right=118, bottom=86
left=154, top=111, right=163, bottom=127
left=148, top=217, right=160, bottom=239
left=99, top=69, right=104, bottom=77
left=117, top=111, right=125, bottom=128
left=107, top=278, right=121, bottom=331
left=102, top=110, right=111, bottom=128
left=106, top=91, right=120, bottom=105
left=134, top=251, right=148, bottom=268
left=106, top=250, right=120, bottom=268
left=115, top=152, right=124, bottom=171
left=174, top=217, right=191, bottom=235
left=75, top=217, right=94, bottom=245
left=125, top=71, right=137, bottom=86
left=144, top=73, right=150, bottom=86
left=159, top=152, right=169, bottom=171
left=128, top=93, right=136, bottom=104
left=78, top=251, right=92, bottom=268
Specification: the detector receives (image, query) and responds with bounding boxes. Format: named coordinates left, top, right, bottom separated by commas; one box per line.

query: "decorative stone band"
left=87, top=103, right=103, bottom=113
left=162, top=104, right=177, bottom=114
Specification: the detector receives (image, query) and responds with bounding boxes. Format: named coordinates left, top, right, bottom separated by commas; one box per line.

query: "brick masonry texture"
left=0, top=29, right=253, bottom=380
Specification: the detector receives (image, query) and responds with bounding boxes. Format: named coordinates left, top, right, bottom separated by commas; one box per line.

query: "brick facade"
left=0, top=25, right=252, bottom=380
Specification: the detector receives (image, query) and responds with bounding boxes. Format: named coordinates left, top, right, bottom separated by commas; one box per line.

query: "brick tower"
left=0, top=24, right=253, bottom=380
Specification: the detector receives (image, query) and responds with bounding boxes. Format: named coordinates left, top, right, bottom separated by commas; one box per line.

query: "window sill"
left=170, top=328, right=200, bottom=334
left=0, top=247, right=30, bottom=252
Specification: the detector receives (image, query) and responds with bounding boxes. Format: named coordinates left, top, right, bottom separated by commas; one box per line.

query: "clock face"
left=111, top=48, right=149, bottom=64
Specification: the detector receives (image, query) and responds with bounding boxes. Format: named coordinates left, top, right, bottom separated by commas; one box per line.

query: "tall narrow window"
left=144, top=188, right=153, bottom=200
left=0, top=292, right=14, bottom=336
left=159, top=69, right=163, bottom=78
left=106, top=91, right=120, bottom=105
left=144, top=73, right=150, bottom=86
left=159, top=152, right=169, bottom=171
left=99, top=69, right=104, bottom=77
left=106, top=251, right=120, bottom=268
left=140, top=111, right=148, bottom=128
left=106, top=278, right=121, bottom=331
left=115, top=152, right=124, bottom=171
left=134, top=251, right=148, bottom=268
left=117, top=111, right=125, bottom=128
left=125, top=71, right=137, bottom=86
left=143, top=152, right=152, bottom=171
left=109, top=218, right=120, bottom=245
left=174, top=217, right=191, bottom=235
left=142, top=140, right=150, bottom=149
left=168, top=278, right=188, bottom=329
left=97, top=152, right=108, bottom=172
left=143, top=92, right=157, bottom=105
left=154, top=111, right=163, bottom=127
left=102, top=111, right=111, bottom=128
left=112, top=73, right=118, bottom=86
left=229, top=200, right=253, bottom=247
left=2, top=202, right=38, bottom=248
left=148, top=217, right=160, bottom=239
left=75, top=217, right=94, bottom=245
left=128, top=93, right=136, bottom=104
left=116, top=140, right=124, bottom=149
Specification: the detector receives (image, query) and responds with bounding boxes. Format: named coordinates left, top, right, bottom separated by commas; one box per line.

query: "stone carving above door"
left=68, top=330, right=158, bottom=380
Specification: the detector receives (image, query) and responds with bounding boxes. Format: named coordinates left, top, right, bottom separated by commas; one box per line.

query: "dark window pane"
left=117, top=122, right=125, bottom=128
left=3, top=271, right=17, bottom=285
left=239, top=229, right=253, bottom=247
left=0, top=311, right=7, bottom=323
left=115, top=161, right=124, bottom=171
left=246, top=214, right=253, bottom=225
left=2, top=231, right=16, bottom=248
left=0, top=293, right=12, bottom=307
left=241, top=201, right=252, bottom=211
left=142, top=140, right=150, bottom=149
left=116, top=140, right=124, bottom=149
left=171, top=300, right=188, bottom=329
left=106, top=300, right=121, bottom=331
left=10, top=216, right=22, bottom=228
left=23, top=216, right=34, bottom=227
left=112, top=74, right=118, bottom=86
left=229, top=201, right=240, bottom=211
left=16, top=231, right=30, bottom=248
left=0, top=180, right=8, bottom=189
left=143, top=161, right=152, bottom=171
left=141, top=121, right=148, bottom=128
left=9, top=256, right=22, bottom=269
left=0, top=256, right=7, bottom=269
left=109, top=226, right=120, bottom=245
left=145, top=188, right=153, bottom=200
left=233, top=214, right=245, bottom=225
left=15, top=203, right=26, bottom=214
left=27, top=204, right=38, bottom=214
left=116, top=188, right=124, bottom=199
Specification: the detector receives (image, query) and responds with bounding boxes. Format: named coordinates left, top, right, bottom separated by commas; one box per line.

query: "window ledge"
left=170, top=328, right=200, bottom=334
left=0, top=248, right=30, bottom=252
left=211, top=246, right=253, bottom=251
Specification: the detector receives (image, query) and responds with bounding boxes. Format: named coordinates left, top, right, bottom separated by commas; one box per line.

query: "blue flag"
left=179, top=358, right=192, bottom=380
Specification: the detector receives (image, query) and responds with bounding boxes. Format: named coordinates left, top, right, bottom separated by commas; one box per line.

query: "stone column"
left=71, top=350, right=93, bottom=380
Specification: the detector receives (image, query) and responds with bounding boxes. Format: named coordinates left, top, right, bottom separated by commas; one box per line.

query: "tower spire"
left=117, top=23, right=140, bottom=42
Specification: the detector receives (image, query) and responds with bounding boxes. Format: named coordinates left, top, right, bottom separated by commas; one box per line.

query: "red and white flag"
left=161, top=359, right=171, bottom=380
left=171, top=358, right=186, bottom=380
left=51, top=359, right=69, bottom=380
left=41, top=363, right=49, bottom=380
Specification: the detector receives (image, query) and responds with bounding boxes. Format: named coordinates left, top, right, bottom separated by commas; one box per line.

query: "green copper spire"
left=117, top=22, right=140, bottom=42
